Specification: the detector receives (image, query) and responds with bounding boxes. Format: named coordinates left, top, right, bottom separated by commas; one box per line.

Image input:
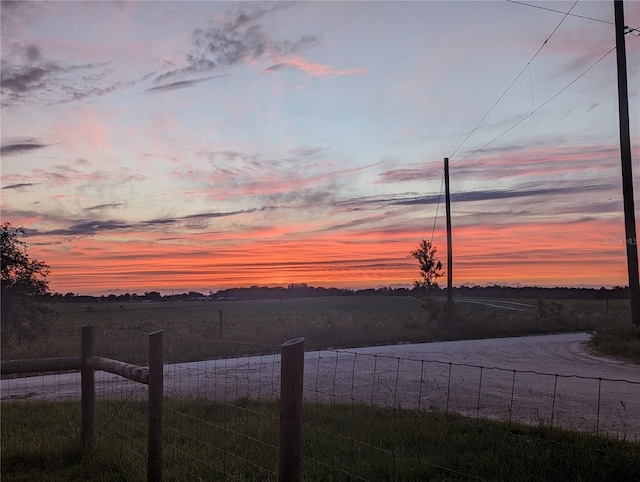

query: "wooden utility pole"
left=444, top=158, right=453, bottom=318
left=614, top=0, right=640, bottom=326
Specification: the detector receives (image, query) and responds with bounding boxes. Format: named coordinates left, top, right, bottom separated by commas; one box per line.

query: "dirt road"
left=3, top=332, right=638, bottom=439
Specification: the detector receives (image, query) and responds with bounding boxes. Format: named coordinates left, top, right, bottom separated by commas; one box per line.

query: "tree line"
left=48, top=284, right=630, bottom=303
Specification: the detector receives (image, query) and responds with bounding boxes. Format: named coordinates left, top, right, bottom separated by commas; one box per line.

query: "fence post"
left=148, top=330, right=164, bottom=482
left=81, top=325, right=95, bottom=449
left=279, top=337, right=305, bottom=482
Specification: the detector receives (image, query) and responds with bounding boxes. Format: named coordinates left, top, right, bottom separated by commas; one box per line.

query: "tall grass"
left=2, top=296, right=633, bottom=363
left=589, top=320, right=640, bottom=361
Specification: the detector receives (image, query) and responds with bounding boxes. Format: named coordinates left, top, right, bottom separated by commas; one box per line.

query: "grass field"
left=2, top=295, right=639, bottom=481
left=3, top=295, right=638, bottom=363
left=2, top=399, right=639, bottom=482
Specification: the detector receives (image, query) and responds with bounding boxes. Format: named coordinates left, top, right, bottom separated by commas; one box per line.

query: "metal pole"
left=614, top=0, right=640, bottom=326
left=81, top=325, right=95, bottom=449
left=279, top=337, right=305, bottom=482
left=444, top=158, right=454, bottom=319
left=148, top=330, right=164, bottom=482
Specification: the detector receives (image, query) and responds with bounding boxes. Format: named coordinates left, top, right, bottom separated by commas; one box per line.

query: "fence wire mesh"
left=162, top=335, right=281, bottom=480
left=93, top=329, right=149, bottom=478
left=3, top=330, right=639, bottom=481
left=0, top=372, right=82, bottom=452
left=300, top=347, right=640, bottom=480
left=304, top=348, right=640, bottom=438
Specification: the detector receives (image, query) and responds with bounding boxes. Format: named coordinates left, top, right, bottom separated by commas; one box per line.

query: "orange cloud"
left=23, top=213, right=632, bottom=295
left=264, top=55, right=364, bottom=77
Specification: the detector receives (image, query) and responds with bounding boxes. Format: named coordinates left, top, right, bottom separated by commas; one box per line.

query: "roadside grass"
left=2, top=296, right=636, bottom=363
left=2, top=399, right=639, bottom=482
left=588, top=320, right=640, bottom=362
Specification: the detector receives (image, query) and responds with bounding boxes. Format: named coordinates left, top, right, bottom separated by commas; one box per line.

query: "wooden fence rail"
left=1, top=356, right=81, bottom=375
left=2, top=328, right=306, bottom=482
left=0, top=325, right=163, bottom=482
left=90, top=356, right=149, bottom=384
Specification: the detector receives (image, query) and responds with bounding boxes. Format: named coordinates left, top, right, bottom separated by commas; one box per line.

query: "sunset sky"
left=1, top=1, right=639, bottom=295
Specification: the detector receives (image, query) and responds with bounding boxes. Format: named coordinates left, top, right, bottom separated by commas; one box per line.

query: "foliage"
left=589, top=321, right=640, bottom=362
left=1, top=222, right=54, bottom=346
left=409, top=239, right=443, bottom=293
left=409, top=239, right=444, bottom=316
left=537, top=298, right=564, bottom=320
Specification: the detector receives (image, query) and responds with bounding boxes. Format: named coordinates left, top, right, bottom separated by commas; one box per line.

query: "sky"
left=1, top=0, right=639, bottom=296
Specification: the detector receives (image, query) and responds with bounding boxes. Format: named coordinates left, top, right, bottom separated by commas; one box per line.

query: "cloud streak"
left=2, top=182, right=38, bottom=190
left=31, top=208, right=258, bottom=237
left=263, top=55, right=364, bottom=77
left=0, top=55, right=132, bottom=106
left=0, top=137, right=51, bottom=156
left=393, top=183, right=615, bottom=206
left=144, top=75, right=224, bottom=93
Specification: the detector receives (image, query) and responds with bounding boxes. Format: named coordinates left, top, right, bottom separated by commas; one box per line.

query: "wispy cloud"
left=29, top=208, right=257, bottom=237
left=0, top=137, right=51, bottom=156
left=263, top=55, right=364, bottom=77
left=146, top=209, right=258, bottom=226
left=2, top=163, right=146, bottom=187
left=174, top=147, right=376, bottom=206
left=450, top=144, right=624, bottom=181
left=375, top=144, right=625, bottom=186
left=393, top=183, right=614, bottom=206
left=1, top=54, right=132, bottom=106
left=150, top=1, right=360, bottom=88
left=44, top=219, right=132, bottom=236
left=144, top=75, right=224, bottom=93
left=1, top=182, right=38, bottom=190
left=376, top=166, right=442, bottom=184
left=85, top=203, right=123, bottom=211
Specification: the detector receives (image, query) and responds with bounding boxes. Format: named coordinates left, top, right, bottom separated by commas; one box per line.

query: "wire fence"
left=93, top=328, right=150, bottom=478
left=300, top=347, right=640, bottom=480
left=153, top=338, right=639, bottom=480
left=305, top=348, right=640, bottom=438
left=2, top=330, right=639, bottom=481
left=162, top=335, right=282, bottom=480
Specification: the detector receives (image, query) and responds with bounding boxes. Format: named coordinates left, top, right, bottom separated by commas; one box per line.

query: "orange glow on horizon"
left=22, top=215, right=632, bottom=295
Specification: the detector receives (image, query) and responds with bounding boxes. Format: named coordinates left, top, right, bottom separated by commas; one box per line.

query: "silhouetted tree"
left=410, top=240, right=443, bottom=294
left=409, top=239, right=444, bottom=316
left=1, top=222, right=55, bottom=345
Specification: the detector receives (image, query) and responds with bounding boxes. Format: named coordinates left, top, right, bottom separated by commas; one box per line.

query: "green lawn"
left=2, top=399, right=638, bottom=482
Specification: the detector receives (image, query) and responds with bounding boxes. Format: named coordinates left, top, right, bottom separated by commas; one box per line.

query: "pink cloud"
left=263, top=55, right=363, bottom=77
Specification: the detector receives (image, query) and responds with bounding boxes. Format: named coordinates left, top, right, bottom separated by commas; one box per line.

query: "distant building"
left=194, top=296, right=213, bottom=302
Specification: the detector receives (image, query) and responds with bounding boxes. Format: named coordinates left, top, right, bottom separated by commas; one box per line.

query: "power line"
left=448, top=0, right=579, bottom=160
left=506, top=0, right=640, bottom=35
left=430, top=172, right=444, bottom=245
left=450, top=45, right=617, bottom=168
left=505, top=0, right=612, bottom=25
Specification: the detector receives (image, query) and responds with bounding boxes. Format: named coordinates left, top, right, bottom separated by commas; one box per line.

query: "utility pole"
left=614, top=0, right=640, bottom=326
left=444, top=158, right=453, bottom=319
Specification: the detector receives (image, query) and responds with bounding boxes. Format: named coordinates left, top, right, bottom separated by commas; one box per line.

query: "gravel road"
left=3, top=332, right=638, bottom=439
